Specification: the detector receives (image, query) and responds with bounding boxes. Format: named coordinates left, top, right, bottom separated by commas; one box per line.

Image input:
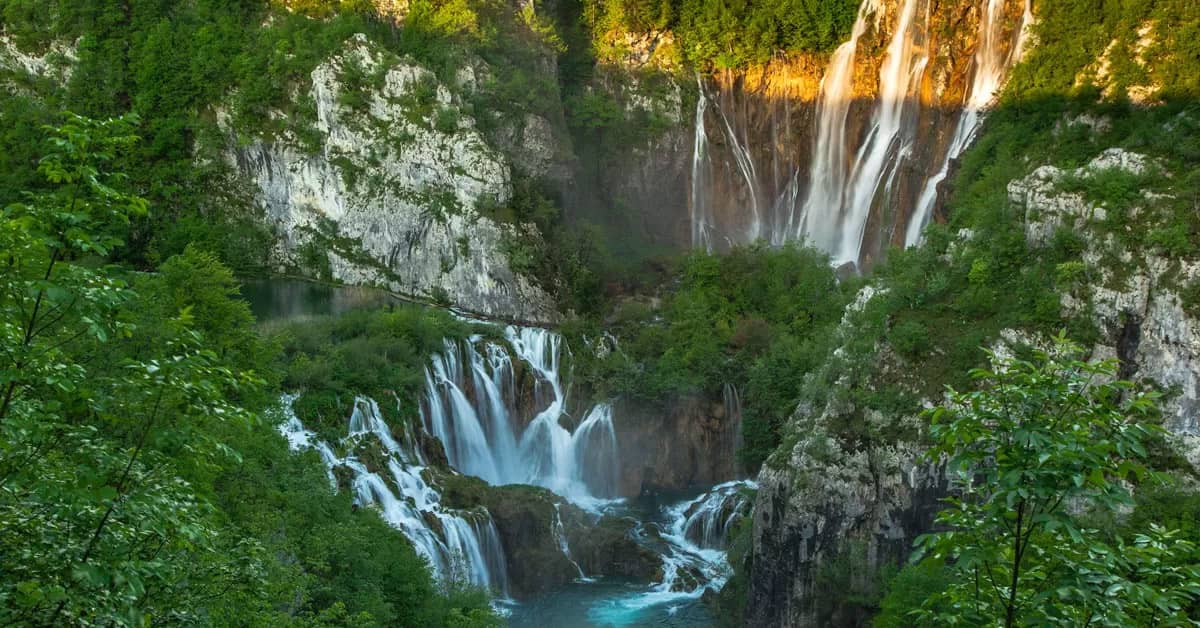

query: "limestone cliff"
left=746, top=143, right=1200, bottom=626
left=222, top=35, right=559, bottom=323
left=1011, top=147, right=1200, bottom=461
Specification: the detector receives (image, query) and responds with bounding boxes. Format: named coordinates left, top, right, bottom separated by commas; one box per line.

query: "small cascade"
left=279, top=395, right=509, bottom=596
left=588, top=481, right=757, bottom=623
left=905, top=0, right=1034, bottom=246
left=422, top=326, right=620, bottom=504
left=674, top=480, right=756, bottom=550
left=552, top=503, right=589, bottom=581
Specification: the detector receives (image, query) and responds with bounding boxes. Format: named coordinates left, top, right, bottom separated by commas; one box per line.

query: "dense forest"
left=2, top=0, right=1200, bottom=626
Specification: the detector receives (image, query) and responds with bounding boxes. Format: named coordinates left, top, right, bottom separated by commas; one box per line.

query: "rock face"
left=595, top=0, right=1029, bottom=264
left=1010, top=147, right=1200, bottom=460
left=223, top=35, right=558, bottom=323
left=567, top=515, right=664, bottom=581
left=612, top=392, right=743, bottom=496
left=748, top=146, right=1200, bottom=627
left=439, top=475, right=662, bottom=597
left=746, top=288, right=946, bottom=627
left=752, top=439, right=944, bottom=627
left=0, top=35, right=74, bottom=87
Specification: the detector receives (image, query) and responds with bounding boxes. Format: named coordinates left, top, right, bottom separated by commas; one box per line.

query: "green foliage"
left=913, top=336, right=1200, bottom=626
left=0, top=113, right=261, bottom=625
left=1009, top=0, right=1200, bottom=100
left=583, top=0, right=859, bottom=67
left=276, top=306, right=481, bottom=440
left=873, top=560, right=953, bottom=628
left=0, top=116, right=498, bottom=626
left=568, top=243, right=848, bottom=470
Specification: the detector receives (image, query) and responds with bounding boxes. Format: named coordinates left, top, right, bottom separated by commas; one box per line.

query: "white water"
left=905, top=0, right=1034, bottom=246
left=424, top=327, right=620, bottom=505
left=281, top=323, right=755, bottom=624
left=691, top=0, right=1032, bottom=266
left=676, top=480, right=757, bottom=550
left=280, top=396, right=510, bottom=595
left=587, top=481, right=757, bottom=624
left=691, top=74, right=714, bottom=252
left=798, top=0, right=926, bottom=265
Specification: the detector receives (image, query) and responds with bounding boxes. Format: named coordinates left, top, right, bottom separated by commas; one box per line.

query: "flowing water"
left=691, top=0, right=1033, bottom=267
left=273, top=302, right=751, bottom=625
left=905, top=0, right=1035, bottom=246
left=279, top=395, right=511, bottom=593
left=506, top=482, right=756, bottom=628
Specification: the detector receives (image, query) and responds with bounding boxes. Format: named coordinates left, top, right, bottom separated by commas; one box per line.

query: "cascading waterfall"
left=279, top=396, right=510, bottom=595
left=905, top=0, right=1034, bottom=246
left=423, top=326, right=620, bottom=504
left=675, top=480, right=757, bottom=550
left=690, top=0, right=1032, bottom=267
left=798, top=0, right=927, bottom=266
left=589, top=480, right=758, bottom=623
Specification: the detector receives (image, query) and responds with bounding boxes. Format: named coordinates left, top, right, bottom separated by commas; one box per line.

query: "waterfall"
left=279, top=395, right=510, bottom=596
left=590, top=480, right=757, bottom=621
left=674, top=480, right=756, bottom=550
left=686, top=0, right=1031, bottom=265
left=905, top=0, right=1034, bottom=246
left=713, top=98, right=762, bottom=243
left=420, top=326, right=621, bottom=504
left=691, top=75, right=714, bottom=252
left=552, top=503, right=589, bottom=581
left=798, top=0, right=927, bottom=266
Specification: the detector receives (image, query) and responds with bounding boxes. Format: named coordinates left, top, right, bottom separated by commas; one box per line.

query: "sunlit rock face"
left=223, top=34, right=558, bottom=323
left=595, top=0, right=1031, bottom=269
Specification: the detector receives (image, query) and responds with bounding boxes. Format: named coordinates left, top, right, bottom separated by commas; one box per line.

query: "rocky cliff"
left=223, top=35, right=559, bottom=323
left=612, top=391, right=743, bottom=496
left=746, top=143, right=1200, bottom=627
left=592, top=0, right=1030, bottom=266
left=1011, top=146, right=1200, bottom=462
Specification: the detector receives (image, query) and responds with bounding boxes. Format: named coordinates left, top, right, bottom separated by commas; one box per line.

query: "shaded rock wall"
left=612, top=393, right=742, bottom=497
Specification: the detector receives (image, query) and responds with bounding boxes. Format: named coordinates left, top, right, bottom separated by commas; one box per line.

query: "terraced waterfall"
left=279, top=324, right=753, bottom=624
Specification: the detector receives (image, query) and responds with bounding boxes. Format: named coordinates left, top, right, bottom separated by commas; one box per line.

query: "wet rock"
left=438, top=475, right=585, bottom=597
left=612, top=393, right=742, bottom=496
left=568, top=516, right=665, bottom=582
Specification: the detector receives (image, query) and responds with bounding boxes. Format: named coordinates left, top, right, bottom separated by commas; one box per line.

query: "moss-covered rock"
left=567, top=515, right=664, bottom=582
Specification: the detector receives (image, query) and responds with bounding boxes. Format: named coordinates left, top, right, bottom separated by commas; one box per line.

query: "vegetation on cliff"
left=910, top=340, right=1200, bottom=625
left=565, top=243, right=852, bottom=471
left=582, top=0, right=859, bottom=67
left=0, top=115, right=497, bottom=625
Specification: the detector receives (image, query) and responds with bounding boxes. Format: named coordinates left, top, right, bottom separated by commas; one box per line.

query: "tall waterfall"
left=691, top=74, right=714, bottom=252
left=905, top=0, right=1034, bottom=246
left=423, top=326, right=620, bottom=502
left=689, top=0, right=1032, bottom=266
left=796, top=0, right=890, bottom=263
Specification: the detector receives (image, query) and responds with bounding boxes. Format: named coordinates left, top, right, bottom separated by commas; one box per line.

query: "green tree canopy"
left=913, top=335, right=1200, bottom=626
